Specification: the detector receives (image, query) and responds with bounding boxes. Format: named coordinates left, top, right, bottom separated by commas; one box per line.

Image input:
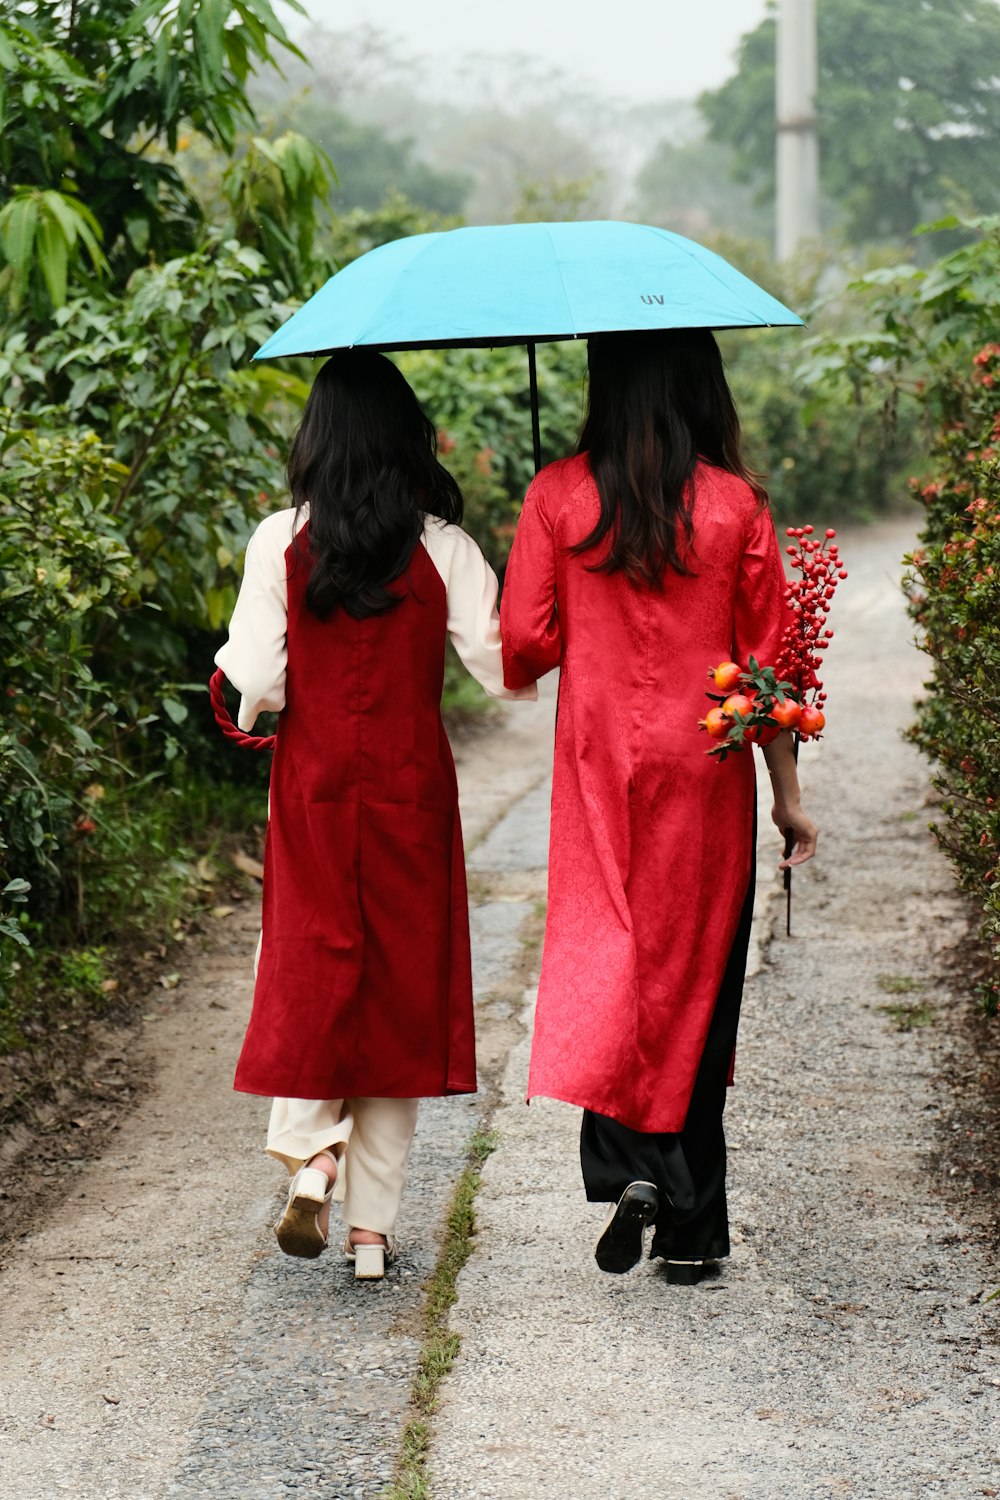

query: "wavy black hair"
left=288, top=348, right=463, bottom=619
left=574, top=329, right=766, bottom=584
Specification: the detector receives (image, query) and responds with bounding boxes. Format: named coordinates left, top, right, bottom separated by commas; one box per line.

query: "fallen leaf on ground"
left=230, top=850, right=264, bottom=880
left=211, top=905, right=236, bottom=918
left=159, top=973, right=181, bottom=990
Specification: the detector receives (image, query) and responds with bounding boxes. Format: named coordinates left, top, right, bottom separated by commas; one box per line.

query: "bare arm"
left=762, top=731, right=818, bottom=868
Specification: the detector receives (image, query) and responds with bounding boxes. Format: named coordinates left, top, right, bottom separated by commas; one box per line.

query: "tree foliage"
left=700, top=0, right=1000, bottom=243
left=0, top=0, right=331, bottom=994
left=0, top=0, right=315, bottom=304
left=285, top=100, right=470, bottom=218
left=632, top=137, right=771, bottom=242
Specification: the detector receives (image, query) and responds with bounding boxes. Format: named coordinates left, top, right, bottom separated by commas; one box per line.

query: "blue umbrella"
left=253, top=220, right=803, bottom=469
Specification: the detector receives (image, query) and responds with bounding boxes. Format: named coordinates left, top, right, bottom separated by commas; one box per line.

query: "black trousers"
left=579, top=839, right=756, bottom=1263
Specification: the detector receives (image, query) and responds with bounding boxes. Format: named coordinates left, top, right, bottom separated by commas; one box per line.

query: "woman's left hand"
left=772, top=799, right=818, bottom=868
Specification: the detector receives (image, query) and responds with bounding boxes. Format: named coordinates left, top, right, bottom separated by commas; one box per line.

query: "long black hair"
left=288, top=349, right=463, bottom=619
left=574, top=329, right=766, bottom=584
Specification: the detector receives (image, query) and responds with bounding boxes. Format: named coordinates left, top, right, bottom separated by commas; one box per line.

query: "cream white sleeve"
left=214, top=510, right=297, bottom=731
left=422, top=519, right=537, bottom=701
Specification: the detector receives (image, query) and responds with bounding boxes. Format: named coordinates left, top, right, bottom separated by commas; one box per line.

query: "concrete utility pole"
left=776, top=0, right=820, bottom=261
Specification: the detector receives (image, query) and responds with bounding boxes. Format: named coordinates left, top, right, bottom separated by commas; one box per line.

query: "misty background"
left=252, top=0, right=1000, bottom=261
left=258, top=0, right=775, bottom=238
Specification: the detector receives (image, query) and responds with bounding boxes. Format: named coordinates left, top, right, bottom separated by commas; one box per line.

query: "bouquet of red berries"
left=698, top=526, right=846, bottom=761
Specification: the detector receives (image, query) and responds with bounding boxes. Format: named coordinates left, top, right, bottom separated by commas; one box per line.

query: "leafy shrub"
left=0, top=241, right=299, bottom=931
left=729, top=329, right=918, bottom=523
left=808, top=216, right=1000, bottom=1009
left=0, top=770, right=245, bottom=1054
left=0, top=2, right=336, bottom=1063
left=905, top=347, right=1000, bottom=1011
left=0, top=429, right=139, bottom=921
left=712, top=236, right=921, bottom=523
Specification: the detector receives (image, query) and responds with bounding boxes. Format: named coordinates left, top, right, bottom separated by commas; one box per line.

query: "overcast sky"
left=281, top=0, right=771, bottom=103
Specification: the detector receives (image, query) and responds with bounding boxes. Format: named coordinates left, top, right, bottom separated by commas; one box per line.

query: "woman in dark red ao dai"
left=217, top=350, right=533, bottom=1280
left=500, top=330, right=818, bottom=1283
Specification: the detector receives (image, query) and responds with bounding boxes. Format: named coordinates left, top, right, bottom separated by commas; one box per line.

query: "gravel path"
left=428, top=522, right=1000, bottom=1500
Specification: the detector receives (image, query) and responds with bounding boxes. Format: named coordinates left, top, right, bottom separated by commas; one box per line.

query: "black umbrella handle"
left=782, top=732, right=801, bottom=936
left=527, top=340, right=542, bottom=473
left=783, top=828, right=794, bottom=936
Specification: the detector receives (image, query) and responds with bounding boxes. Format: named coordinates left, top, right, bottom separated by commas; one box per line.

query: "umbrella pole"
left=527, top=340, right=542, bottom=474
left=782, top=731, right=801, bottom=935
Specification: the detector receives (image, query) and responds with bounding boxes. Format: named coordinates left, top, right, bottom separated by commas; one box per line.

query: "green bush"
left=715, top=237, right=920, bottom=523
left=728, top=329, right=918, bottom=524
left=0, top=2, right=322, bottom=1031
left=0, top=241, right=298, bottom=928
left=0, top=429, right=138, bottom=928
left=808, top=217, right=1000, bottom=1009
left=905, top=345, right=1000, bottom=1011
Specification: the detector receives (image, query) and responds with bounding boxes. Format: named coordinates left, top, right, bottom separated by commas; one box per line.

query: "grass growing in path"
left=384, top=1126, right=500, bottom=1500
left=874, top=974, right=936, bottom=1031
left=878, top=1001, right=937, bottom=1031
left=876, top=973, right=926, bottom=996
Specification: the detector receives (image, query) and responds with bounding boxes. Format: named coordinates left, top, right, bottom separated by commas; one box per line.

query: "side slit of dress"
left=579, top=802, right=757, bottom=1263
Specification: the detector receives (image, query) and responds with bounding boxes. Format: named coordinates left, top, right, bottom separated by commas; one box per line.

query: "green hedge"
left=808, top=217, right=1000, bottom=1011
left=905, top=345, right=1000, bottom=1011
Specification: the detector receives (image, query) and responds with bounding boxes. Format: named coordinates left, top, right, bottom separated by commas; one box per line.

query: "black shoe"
left=660, top=1258, right=721, bottom=1286
left=594, top=1182, right=659, bottom=1274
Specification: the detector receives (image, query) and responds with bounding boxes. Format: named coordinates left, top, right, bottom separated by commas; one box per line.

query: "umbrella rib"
left=647, top=225, right=788, bottom=326
left=350, top=231, right=444, bottom=347
left=542, top=223, right=579, bottom=340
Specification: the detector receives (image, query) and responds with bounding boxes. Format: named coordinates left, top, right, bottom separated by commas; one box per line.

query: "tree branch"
left=110, top=324, right=208, bottom=518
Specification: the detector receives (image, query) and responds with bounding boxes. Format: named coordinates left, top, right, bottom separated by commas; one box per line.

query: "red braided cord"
left=208, top=668, right=276, bottom=752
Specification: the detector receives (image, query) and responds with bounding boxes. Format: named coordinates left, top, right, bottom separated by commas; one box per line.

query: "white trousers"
left=267, top=1096, right=419, bottom=1237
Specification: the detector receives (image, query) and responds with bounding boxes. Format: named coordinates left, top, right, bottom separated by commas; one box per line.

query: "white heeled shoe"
left=343, top=1233, right=397, bottom=1280
left=274, top=1164, right=335, bottom=1259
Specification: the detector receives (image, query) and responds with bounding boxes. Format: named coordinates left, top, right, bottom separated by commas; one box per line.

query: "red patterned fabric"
left=234, top=532, right=475, bottom=1101
left=501, top=454, right=791, bottom=1132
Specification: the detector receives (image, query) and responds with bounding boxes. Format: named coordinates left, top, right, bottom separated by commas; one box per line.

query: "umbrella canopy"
left=254, top=220, right=802, bottom=362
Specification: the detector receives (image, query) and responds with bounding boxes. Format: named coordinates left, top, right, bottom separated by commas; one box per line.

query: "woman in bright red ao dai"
left=501, top=330, right=818, bottom=1280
